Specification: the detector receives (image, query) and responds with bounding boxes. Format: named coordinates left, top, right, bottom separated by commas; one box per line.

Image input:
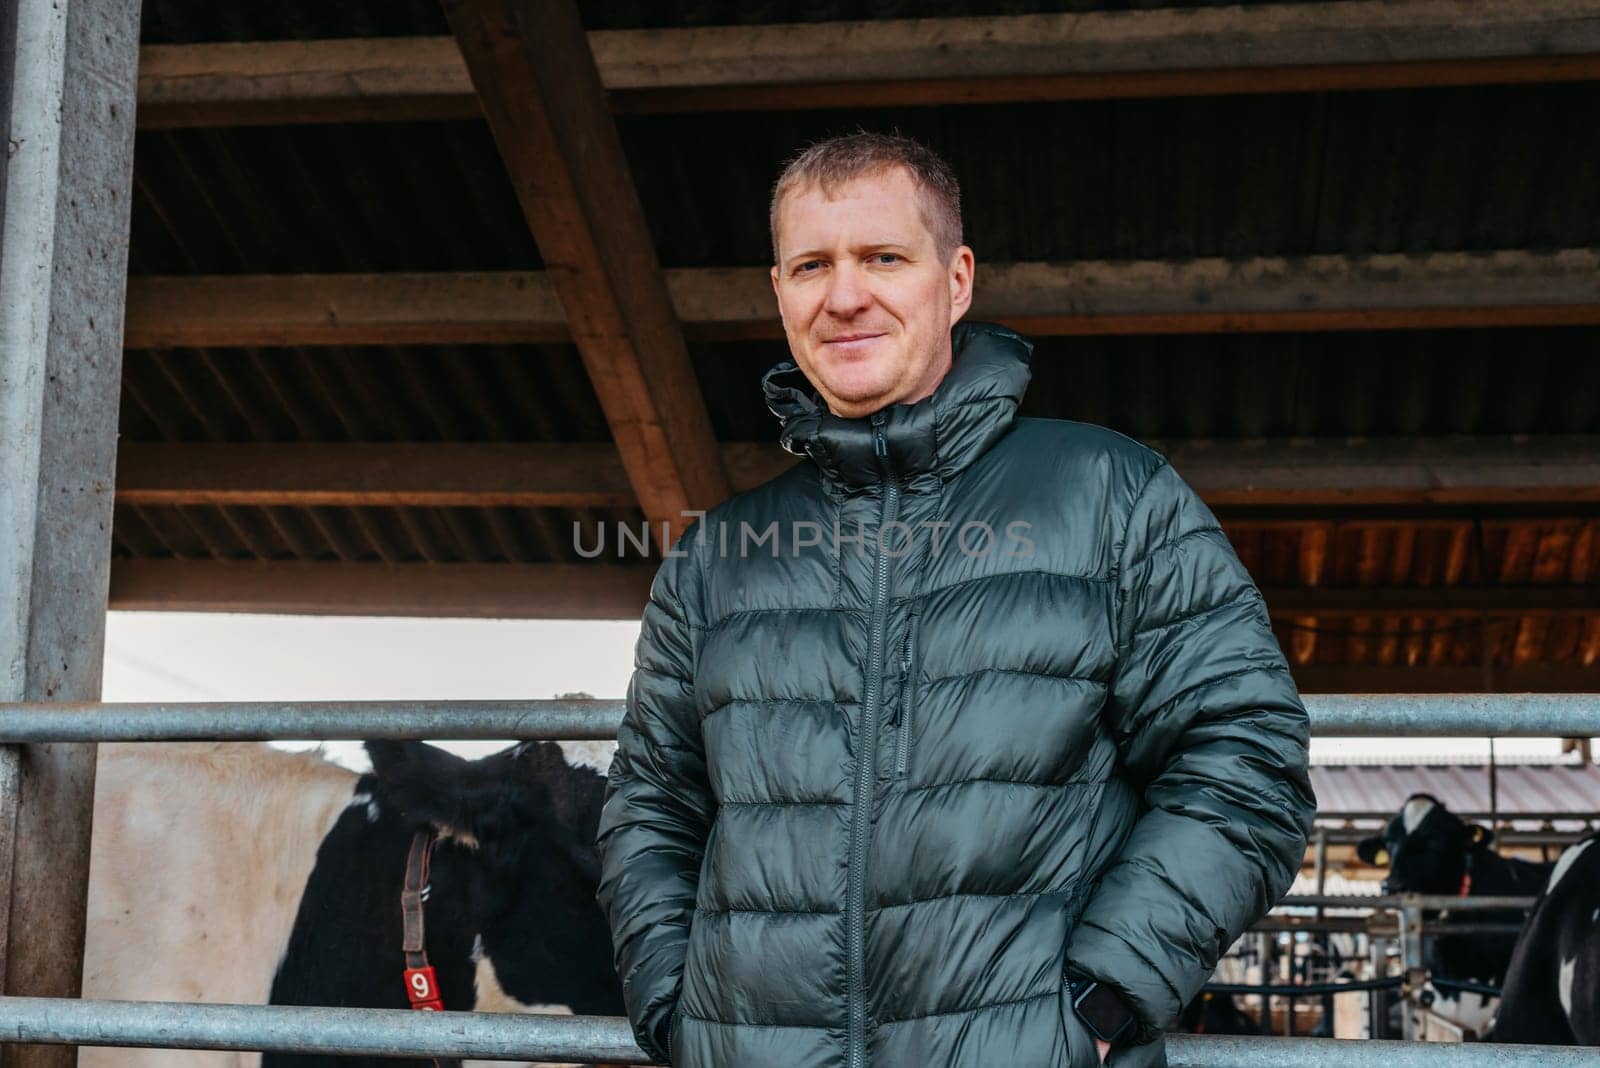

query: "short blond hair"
left=769, top=131, right=963, bottom=264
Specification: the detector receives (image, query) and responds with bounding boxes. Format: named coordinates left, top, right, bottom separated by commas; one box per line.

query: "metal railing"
left=0, top=692, right=1595, bottom=742
left=2, top=996, right=1596, bottom=1065
left=0, top=692, right=1594, bottom=1064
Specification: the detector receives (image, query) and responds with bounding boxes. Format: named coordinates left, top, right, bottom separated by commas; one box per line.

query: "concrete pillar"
left=0, top=0, right=141, bottom=1063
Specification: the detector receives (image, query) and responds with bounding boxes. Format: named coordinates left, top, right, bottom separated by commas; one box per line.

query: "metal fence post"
left=1397, top=898, right=1425, bottom=1042
left=0, top=0, right=141, bottom=1064
left=1366, top=933, right=1386, bottom=1039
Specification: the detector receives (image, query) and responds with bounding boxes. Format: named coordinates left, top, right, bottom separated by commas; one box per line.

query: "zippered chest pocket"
left=891, top=600, right=923, bottom=778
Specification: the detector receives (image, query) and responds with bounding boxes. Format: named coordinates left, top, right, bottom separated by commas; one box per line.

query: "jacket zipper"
left=847, top=412, right=898, bottom=1068
left=893, top=600, right=922, bottom=778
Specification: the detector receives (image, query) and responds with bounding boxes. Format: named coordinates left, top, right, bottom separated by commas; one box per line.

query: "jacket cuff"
left=1064, top=940, right=1170, bottom=1046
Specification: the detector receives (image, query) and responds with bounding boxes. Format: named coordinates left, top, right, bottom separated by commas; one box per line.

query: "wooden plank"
left=1291, top=662, right=1600, bottom=693
left=969, top=251, right=1600, bottom=336
left=137, top=37, right=480, bottom=128
left=108, top=560, right=655, bottom=619
left=115, top=443, right=639, bottom=509
left=0, top=0, right=140, bottom=1059
left=1263, top=585, right=1599, bottom=616
left=123, top=272, right=565, bottom=349
left=106, top=560, right=1599, bottom=627
left=113, top=436, right=1600, bottom=509
left=1165, top=436, right=1600, bottom=507
left=122, top=249, right=1600, bottom=348
left=442, top=0, right=728, bottom=543
left=134, top=0, right=1600, bottom=127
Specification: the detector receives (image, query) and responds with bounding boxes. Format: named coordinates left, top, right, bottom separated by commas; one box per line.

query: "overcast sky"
left=102, top=612, right=1569, bottom=770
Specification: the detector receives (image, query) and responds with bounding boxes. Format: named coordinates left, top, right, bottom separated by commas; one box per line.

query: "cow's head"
left=1357, top=793, right=1493, bottom=895
left=363, top=739, right=622, bottom=1016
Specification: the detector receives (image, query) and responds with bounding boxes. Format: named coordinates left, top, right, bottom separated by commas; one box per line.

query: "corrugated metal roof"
left=620, top=84, right=1600, bottom=266
left=120, top=344, right=606, bottom=444
left=1311, top=762, right=1600, bottom=818
left=110, top=503, right=648, bottom=565
left=128, top=84, right=1600, bottom=271
left=112, top=3, right=1600, bottom=658
left=130, top=124, right=541, bottom=274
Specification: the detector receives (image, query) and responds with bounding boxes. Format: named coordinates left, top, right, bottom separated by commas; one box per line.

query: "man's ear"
left=1356, top=836, right=1389, bottom=866
left=947, top=245, right=974, bottom=325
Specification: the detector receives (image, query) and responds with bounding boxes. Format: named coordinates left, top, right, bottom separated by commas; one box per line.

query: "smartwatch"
left=1067, top=976, right=1137, bottom=1046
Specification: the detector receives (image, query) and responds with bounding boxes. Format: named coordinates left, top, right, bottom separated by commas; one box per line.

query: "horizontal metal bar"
left=1, top=998, right=1594, bottom=1066
left=1316, top=811, right=1600, bottom=824
left=0, top=998, right=651, bottom=1062
left=1203, top=976, right=1403, bottom=997
left=1165, top=1035, right=1600, bottom=1066
left=0, top=700, right=627, bottom=741
left=1248, top=917, right=1526, bottom=935
left=1428, top=976, right=1504, bottom=998
left=1312, top=828, right=1592, bottom=846
left=1305, top=693, right=1599, bottom=737
left=1281, top=893, right=1538, bottom=910
left=0, top=693, right=1595, bottom=742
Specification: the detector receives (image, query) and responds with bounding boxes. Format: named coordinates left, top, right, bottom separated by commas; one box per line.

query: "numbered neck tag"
left=404, top=965, right=444, bottom=1011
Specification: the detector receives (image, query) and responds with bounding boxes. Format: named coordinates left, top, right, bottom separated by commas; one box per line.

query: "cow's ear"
left=365, top=740, right=476, bottom=832
left=1356, top=836, right=1388, bottom=865
left=1469, top=824, right=1494, bottom=848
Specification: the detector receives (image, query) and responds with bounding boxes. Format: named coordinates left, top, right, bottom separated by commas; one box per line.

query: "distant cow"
left=1178, top=991, right=1260, bottom=1035
left=1357, top=793, right=1552, bottom=1033
left=1489, top=835, right=1599, bottom=1044
left=82, top=739, right=623, bottom=1068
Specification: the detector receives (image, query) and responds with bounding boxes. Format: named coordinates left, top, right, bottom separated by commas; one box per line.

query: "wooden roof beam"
left=123, top=249, right=1600, bottom=348
left=440, top=0, right=727, bottom=543
left=106, top=559, right=1600, bottom=630
left=136, top=0, right=1600, bottom=127
left=107, top=560, right=654, bottom=619
left=114, top=437, right=1600, bottom=510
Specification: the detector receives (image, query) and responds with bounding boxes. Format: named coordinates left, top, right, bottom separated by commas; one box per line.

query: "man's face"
left=770, top=167, right=974, bottom=419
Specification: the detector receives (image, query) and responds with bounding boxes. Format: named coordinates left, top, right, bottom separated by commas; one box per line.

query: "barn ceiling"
left=111, top=0, right=1600, bottom=694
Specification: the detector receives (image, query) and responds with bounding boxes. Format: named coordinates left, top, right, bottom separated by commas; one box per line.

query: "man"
left=597, top=132, right=1315, bottom=1067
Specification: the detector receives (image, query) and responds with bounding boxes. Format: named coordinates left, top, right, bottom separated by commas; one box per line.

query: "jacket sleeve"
left=595, top=530, right=715, bottom=1063
left=1066, top=460, right=1316, bottom=1041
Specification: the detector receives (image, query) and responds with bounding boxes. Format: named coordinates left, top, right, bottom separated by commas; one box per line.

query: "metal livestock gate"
left=0, top=697, right=1596, bottom=1063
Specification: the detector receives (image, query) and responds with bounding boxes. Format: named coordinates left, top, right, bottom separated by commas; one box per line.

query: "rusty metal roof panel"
left=1311, top=762, right=1600, bottom=818
left=120, top=344, right=610, bottom=445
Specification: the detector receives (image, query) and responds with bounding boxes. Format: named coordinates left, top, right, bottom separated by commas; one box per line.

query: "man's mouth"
left=821, top=332, right=887, bottom=352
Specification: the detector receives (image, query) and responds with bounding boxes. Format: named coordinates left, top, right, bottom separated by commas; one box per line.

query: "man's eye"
left=873, top=253, right=900, bottom=265
left=795, top=261, right=822, bottom=274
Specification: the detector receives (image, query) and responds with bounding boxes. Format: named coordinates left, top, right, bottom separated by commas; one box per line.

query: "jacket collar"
left=762, top=322, right=1033, bottom=488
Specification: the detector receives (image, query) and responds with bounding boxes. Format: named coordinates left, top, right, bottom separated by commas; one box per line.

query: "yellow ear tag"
left=1375, top=850, right=1389, bottom=866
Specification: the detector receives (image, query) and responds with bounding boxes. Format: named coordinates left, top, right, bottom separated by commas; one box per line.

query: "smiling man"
left=597, top=132, right=1315, bottom=1067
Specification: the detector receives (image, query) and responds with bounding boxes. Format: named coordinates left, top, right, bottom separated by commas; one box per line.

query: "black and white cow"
left=1356, top=793, right=1552, bottom=1034
left=1489, top=834, right=1600, bottom=1045
left=81, top=739, right=624, bottom=1068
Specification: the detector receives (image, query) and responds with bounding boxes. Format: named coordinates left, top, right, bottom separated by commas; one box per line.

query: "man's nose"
left=822, top=263, right=871, bottom=318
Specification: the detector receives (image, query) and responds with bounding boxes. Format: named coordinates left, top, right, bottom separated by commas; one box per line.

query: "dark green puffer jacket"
left=597, top=323, right=1315, bottom=1067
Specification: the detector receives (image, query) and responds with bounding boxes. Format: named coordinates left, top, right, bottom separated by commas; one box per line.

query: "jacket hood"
left=761, top=321, right=1034, bottom=487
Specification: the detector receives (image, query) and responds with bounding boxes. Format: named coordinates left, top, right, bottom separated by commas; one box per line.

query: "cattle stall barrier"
left=1234, top=894, right=1540, bottom=1041
left=0, top=692, right=1593, bottom=1064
